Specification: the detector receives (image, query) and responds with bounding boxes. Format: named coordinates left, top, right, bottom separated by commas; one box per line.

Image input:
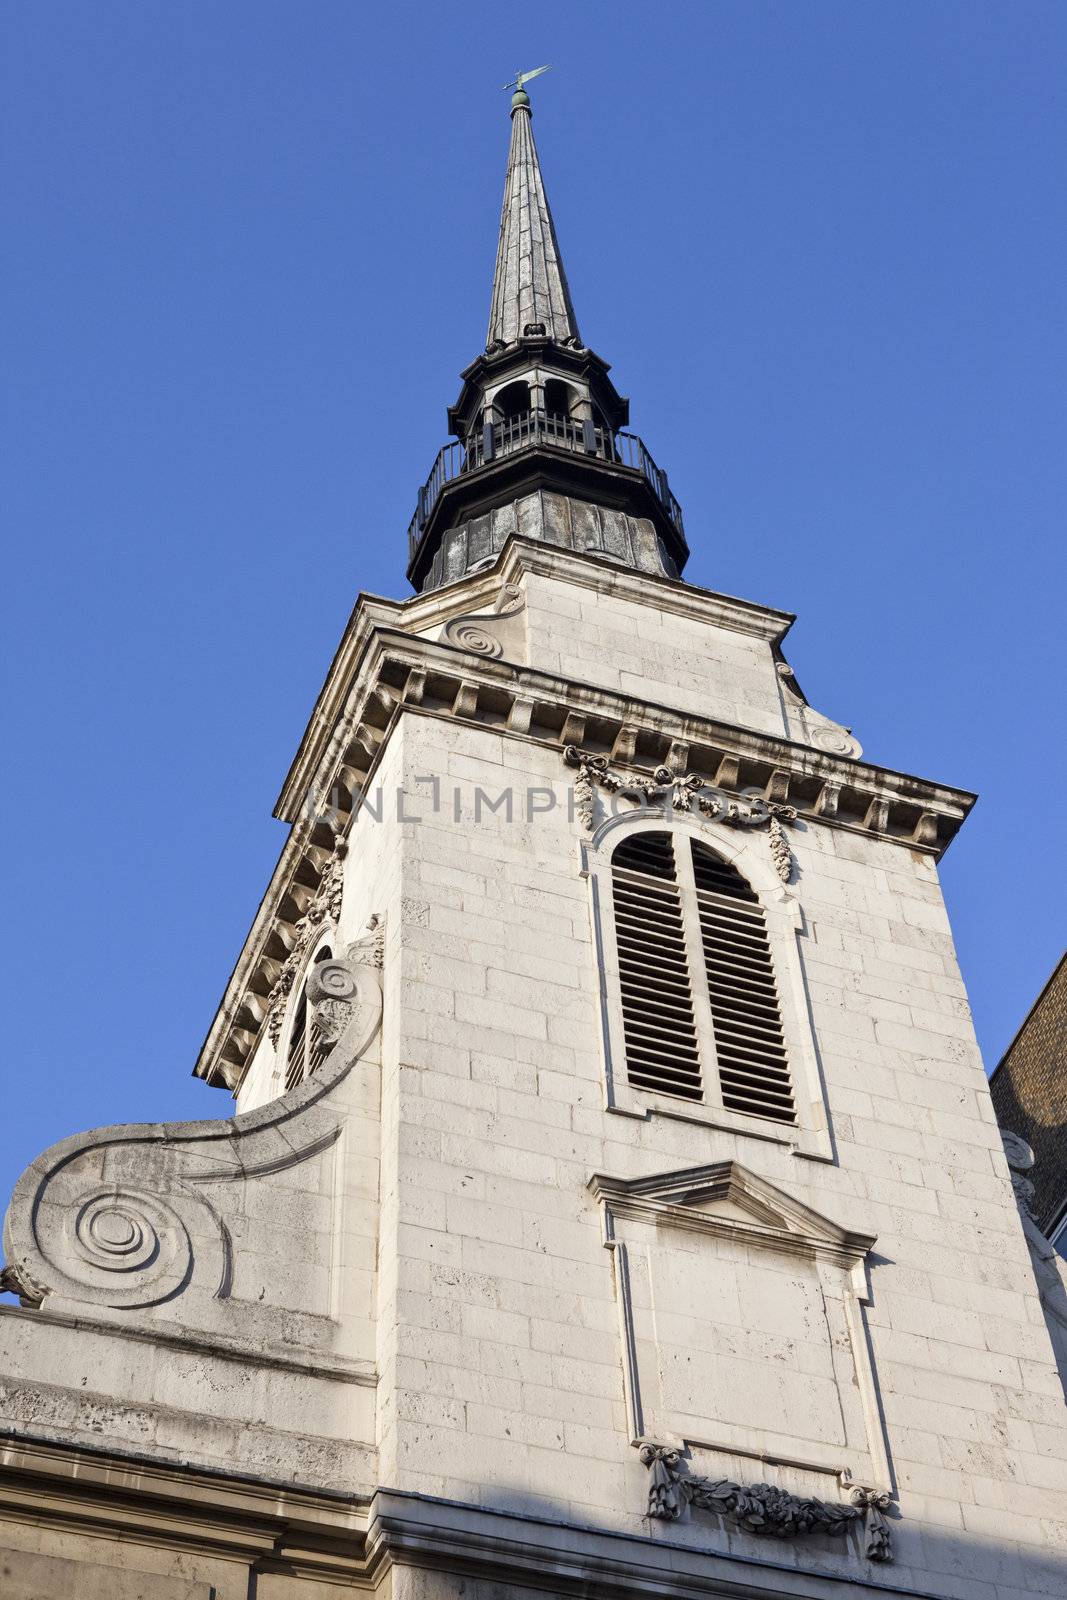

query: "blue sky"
left=2, top=2, right=1064, bottom=1206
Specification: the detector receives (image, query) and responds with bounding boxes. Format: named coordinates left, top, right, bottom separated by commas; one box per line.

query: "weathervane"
left=502, top=65, right=552, bottom=95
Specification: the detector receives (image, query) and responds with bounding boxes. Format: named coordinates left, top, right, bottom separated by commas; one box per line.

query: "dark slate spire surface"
left=486, top=91, right=580, bottom=348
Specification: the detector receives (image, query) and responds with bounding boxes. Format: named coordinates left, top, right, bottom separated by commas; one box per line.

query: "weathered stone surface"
left=0, top=940, right=384, bottom=1490
left=541, top=489, right=573, bottom=549
left=490, top=502, right=517, bottom=554
left=0, top=1547, right=210, bottom=1600
left=2, top=555, right=1065, bottom=1597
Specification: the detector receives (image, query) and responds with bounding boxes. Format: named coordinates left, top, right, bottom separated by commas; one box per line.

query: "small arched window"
left=284, top=946, right=333, bottom=1092
left=494, top=380, right=530, bottom=421
left=543, top=378, right=573, bottom=421
left=610, top=832, right=796, bottom=1124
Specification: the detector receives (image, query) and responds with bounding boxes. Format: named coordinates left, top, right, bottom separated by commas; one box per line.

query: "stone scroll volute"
left=1, top=938, right=383, bottom=1320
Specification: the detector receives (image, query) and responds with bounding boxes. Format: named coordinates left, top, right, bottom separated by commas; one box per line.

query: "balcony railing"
left=406, top=409, right=684, bottom=560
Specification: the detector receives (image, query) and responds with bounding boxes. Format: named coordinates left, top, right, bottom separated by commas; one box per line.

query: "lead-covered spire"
left=404, top=81, right=688, bottom=593
left=486, top=86, right=581, bottom=348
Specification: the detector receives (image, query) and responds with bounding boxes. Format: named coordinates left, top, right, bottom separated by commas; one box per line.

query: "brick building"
left=991, top=952, right=1067, bottom=1251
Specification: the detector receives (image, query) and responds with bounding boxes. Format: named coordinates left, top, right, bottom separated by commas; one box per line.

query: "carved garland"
left=266, top=835, right=349, bottom=1044
left=639, top=1445, right=892, bottom=1563
left=564, top=747, right=798, bottom=883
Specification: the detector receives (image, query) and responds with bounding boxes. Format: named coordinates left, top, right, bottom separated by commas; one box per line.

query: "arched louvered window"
left=284, top=946, right=333, bottom=1092
left=610, top=832, right=796, bottom=1125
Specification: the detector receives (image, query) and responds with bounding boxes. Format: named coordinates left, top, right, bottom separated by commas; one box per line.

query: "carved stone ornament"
left=1001, top=1129, right=1038, bottom=1220
left=1, top=938, right=383, bottom=1315
left=564, top=745, right=798, bottom=881
left=1002, top=1130, right=1067, bottom=1395
left=307, top=919, right=385, bottom=1047
left=776, top=661, right=863, bottom=761
left=442, top=581, right=525, bottom=659
left=638, top=1444, right=893, bottom=1562
left=267, top=834, right=349, bottom=1043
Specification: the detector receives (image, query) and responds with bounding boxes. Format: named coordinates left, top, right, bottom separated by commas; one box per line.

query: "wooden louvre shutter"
left=284, top=990, right=308, bottom=1091
left=306, top=945, right=333, bottom=1076
left=610, top=832, right=702, bottom=1100
left=307, top=1015, right=330, bottom=1075
left=691, top=840, right=796, bottom=1125
left=610, top=831, right=796, bottom=1126
left=283, top=947, right=334, bottom=1091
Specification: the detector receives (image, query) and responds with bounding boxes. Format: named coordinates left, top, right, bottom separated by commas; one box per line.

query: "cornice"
left=365, top=1490, right=938, bottom=1600
left=195, top=539, right=974, bottom=1092
left=0, top=1431, right=370, bottom=1563
left=196, top=616, right=974, bottom=1091
left=587, top=1163, right=878, bottom=1269
left=274, top=537, right=796, bottom=822
left=0, top=1441, right=948, bottom=1600
left=284, top=624, right=974, bottom=832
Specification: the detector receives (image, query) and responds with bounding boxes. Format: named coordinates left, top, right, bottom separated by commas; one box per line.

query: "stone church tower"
left=2, top=83, right=1065, bottom=1600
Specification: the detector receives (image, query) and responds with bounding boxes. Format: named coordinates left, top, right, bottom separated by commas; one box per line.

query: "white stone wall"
left=520, top=567, right=791, bottom=735
left=0, top=742, right=409, bottom=1492
left=371, top=686, right=1067, bottom=1596
left=3, top=558, right=1063, bottom=1598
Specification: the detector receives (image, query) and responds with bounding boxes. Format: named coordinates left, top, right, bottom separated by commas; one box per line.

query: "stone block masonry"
left=1, top=555, right=1064, bottom=1599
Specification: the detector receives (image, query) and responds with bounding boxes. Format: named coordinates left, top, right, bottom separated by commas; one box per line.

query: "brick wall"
left=990, top=953, right=1067, bottom=1233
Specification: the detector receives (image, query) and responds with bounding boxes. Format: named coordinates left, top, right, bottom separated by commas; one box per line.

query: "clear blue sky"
left=3, top=2, right=1064, bottom=1208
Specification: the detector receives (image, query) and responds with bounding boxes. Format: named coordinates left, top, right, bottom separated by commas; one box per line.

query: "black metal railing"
left=406, top=410, right=684, bottom=559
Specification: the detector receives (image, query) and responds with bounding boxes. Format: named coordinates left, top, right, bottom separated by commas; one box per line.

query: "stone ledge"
left=0, top=1429, right=369, bottom=1563
left=365, top=1488, right=947, bottom=1600
left=274, top=535, right=797, bottom=824
left=0, top=1437, right=957, bottom=1600
left=0, top=1305, right=377, bottom=1387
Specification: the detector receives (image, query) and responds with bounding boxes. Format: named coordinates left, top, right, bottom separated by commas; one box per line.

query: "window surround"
left=581, top=810, right=833, bottom=1162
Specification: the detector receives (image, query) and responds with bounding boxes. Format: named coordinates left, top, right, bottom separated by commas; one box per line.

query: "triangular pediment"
left=588, top=1161, right=876, bottom=1262
left=689, top=1193, right=772, bottom=1227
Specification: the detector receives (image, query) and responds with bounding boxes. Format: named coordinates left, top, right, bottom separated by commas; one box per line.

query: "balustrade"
left=407, top=410, right=683, bottom=558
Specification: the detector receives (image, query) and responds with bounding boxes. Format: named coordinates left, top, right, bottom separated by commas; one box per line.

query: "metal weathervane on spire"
left=503, top=64, right=551, bottom=111
left=502, top=64, right=551, bottom=93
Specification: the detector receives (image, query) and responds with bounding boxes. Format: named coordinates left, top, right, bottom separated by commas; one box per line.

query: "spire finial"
left=502, top=64, right=551, bottom=115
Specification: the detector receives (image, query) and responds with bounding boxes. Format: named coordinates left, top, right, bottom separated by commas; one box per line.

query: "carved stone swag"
left=564, top=745, right=797, bottom=882
left=639, top=1444, right=893, bottom=1563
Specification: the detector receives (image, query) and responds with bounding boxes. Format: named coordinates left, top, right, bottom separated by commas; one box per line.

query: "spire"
left=403, top=75, right=688, bottom=593
left=486, top=85, right=580, bottom=349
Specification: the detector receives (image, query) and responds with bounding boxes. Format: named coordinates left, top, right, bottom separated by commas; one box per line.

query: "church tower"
left=2, top=83, right=1066, bottom=1600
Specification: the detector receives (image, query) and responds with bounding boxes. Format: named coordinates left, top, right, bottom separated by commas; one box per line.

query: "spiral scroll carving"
left=809, top=724, right=863, bottom=759
left=1, top=936, right=384, bottom=1315
left=308, top=960, right=359, bottom=1001
left=64, top=1189, right=194, bottom=1305
left=443, top=582, right=524, bottom=659
left=446, top=622, right=503, bottom=657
